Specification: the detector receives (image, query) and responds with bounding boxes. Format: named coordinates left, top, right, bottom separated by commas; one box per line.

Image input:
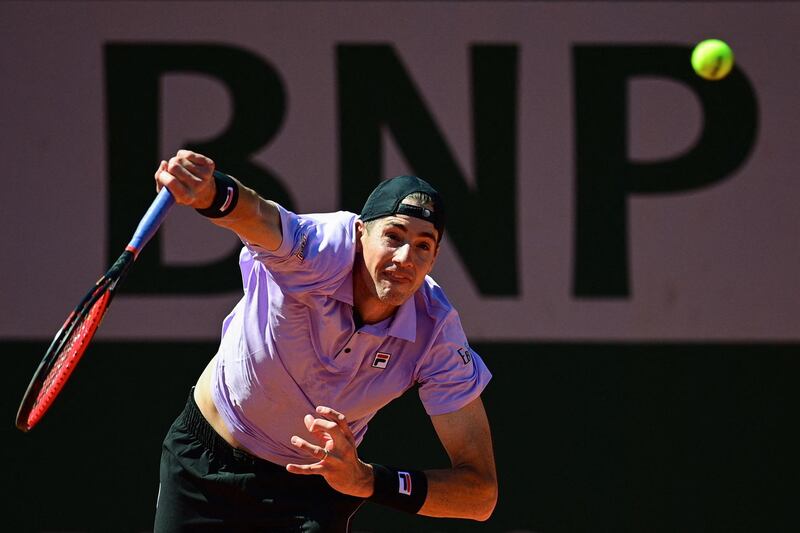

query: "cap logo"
left=359, top=175, right=445, bottom=240
left=396, top=203, right=434, bottom=223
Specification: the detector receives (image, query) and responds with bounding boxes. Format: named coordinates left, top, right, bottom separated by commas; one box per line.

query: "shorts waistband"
left=179, top=389, right=279, bottom=470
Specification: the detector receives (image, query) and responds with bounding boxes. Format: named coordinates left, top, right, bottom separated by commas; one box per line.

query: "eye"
left=417, top=242, right=431, bottom=251
left=385, top=232, right=401, bottom=242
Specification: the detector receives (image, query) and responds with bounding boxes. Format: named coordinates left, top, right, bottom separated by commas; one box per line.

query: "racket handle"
left=126, top=187, right=175, bottom=257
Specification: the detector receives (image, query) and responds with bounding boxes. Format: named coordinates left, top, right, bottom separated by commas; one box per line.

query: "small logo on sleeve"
left=295, top=232, right=308, bottom=263
left=457, top=346, right=472, bottom=365
left=398, top=471, right=412, bottom=495
left=372, top=352, right=391, bottom=369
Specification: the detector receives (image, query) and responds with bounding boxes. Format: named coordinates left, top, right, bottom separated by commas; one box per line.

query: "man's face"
left=355, top=207, right=440, bottom=310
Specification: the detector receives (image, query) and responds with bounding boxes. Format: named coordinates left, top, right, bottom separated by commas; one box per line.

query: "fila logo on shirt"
left=397, top=471, right=413, bottom=495
left=372, top=352, right=391, bottom=369
left=457, top=346, right=472, bottom=365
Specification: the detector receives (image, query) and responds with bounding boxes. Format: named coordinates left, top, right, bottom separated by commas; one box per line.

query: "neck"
left=352, top=261, right=398, bottom=325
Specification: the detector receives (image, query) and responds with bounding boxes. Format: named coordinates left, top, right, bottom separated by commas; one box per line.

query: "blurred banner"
left=2, top=1, right=798, bottom=342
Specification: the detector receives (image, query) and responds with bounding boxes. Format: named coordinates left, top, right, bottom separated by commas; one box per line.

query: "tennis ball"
left=691, top=39, right=734, bottom=80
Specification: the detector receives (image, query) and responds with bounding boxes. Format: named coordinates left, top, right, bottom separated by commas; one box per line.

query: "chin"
left=377, top=286, right=412, bottom=307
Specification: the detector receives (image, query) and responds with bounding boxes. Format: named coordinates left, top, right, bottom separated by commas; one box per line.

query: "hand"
left=286, top=406, right=374, bottom=498
left=154, top=150, right=216, bottom=209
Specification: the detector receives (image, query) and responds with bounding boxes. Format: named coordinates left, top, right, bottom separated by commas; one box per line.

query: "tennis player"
left=152, top=150, right=497, bottom=531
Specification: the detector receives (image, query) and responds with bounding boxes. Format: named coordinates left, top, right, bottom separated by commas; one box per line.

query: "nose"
left=393, top=243, right=413, bottom=267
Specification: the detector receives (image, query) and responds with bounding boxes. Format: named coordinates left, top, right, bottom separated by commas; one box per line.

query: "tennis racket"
left=15, top=187, right=175, bottom=432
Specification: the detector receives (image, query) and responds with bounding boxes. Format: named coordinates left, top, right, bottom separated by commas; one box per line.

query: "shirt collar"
left=332, top=271, right=354, bottom=305
left=334, top=272, right=418, bottom=343
left=386, top=294, right=417, bottom=343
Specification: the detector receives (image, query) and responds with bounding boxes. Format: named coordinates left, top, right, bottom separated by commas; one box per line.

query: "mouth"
left=383, top=270, right=413, bottom=284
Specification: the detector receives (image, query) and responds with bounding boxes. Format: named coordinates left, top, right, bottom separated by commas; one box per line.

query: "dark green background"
left=4, top=341, right=798, bottom=532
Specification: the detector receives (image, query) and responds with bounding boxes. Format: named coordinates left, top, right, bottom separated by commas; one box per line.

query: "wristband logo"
left=398, top=471, right=413, bottom=495
left=219, top=186, right=235, bottom=213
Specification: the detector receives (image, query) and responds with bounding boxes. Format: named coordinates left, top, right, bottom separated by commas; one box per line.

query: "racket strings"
left=27, top=290, right=112, bottom=426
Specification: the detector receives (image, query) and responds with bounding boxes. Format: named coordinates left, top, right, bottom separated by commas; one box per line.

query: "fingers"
left=167, top=151, right=215, bottom=180
left=303, top=413, right=337, bottom=433
left=285, top=462, right=324, bottom=475
left=304, top=407, right=348, bottom=431
left=290, top=407, right=353, bottom=465
left=290, top=435, right=331, bottom=462
left=287, top=435, right=332, bottom=477
left=287, top=407, right=368, bottom=494
left=157, top=168, right=193, bottom=203
left=176, top=149, right=214, bottom=169
left=305, top=407, right=355, bottom=448
left=167, top=157, right=204, bottom=181
left=316, top=406, right=348, bottom=427
left=153, top=150, right=215, bottom=207
left=154, top=160, right=167, bottom=193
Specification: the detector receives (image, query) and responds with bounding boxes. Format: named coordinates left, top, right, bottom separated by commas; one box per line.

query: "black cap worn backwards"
left=359, top=175, right=446, bottom=240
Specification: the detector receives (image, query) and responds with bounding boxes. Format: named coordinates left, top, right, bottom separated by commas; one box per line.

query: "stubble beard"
left=375, top=277, right=412, bottom=308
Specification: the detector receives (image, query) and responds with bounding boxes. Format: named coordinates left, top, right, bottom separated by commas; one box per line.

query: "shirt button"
left=344, top=348, right=351, bottom=353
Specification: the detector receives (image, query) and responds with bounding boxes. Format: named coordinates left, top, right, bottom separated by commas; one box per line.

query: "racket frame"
left=15, top=186, right=175, bottom=432
left=15, top=251, right=134, bottom=432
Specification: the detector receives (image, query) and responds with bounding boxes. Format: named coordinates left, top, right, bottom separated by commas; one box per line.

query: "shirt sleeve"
left=415, top=312, right=492, bottom=416
left=239, top=205, right=357, bottom=295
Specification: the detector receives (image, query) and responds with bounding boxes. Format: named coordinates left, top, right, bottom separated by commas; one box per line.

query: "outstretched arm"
left=418, top=396, right=498, bottom=521
left=154, top=150, right=283, bottom=250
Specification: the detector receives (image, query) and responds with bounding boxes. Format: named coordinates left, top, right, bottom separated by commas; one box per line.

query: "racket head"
left=15, top=282, right=114, bottom=432
left=15, top=246, right=140, bottom=433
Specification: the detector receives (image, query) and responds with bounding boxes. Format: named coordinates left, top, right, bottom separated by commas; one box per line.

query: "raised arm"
left=154, top=150, right=283, bottom=250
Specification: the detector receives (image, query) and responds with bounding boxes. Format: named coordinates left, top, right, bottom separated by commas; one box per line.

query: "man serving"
left=153, top=150, right=497, bottom=532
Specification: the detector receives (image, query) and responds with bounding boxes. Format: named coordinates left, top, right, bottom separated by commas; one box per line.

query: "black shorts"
left=154, top=391, right=364, bottom=532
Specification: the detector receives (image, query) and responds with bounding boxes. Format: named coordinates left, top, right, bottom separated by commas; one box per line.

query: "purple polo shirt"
left=210, top=205, right=491, bottom=466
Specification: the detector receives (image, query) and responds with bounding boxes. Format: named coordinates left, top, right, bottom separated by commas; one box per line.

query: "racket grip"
left=126, top=187, right=176, bottom=256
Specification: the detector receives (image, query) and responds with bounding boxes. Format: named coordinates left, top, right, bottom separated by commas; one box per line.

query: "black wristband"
left=368, top=463, right=428, bottom=514
left=195, top=171, right=239, bottom=218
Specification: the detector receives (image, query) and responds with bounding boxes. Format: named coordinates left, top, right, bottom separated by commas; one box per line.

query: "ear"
left=355, top=219, right=365, bottom=253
